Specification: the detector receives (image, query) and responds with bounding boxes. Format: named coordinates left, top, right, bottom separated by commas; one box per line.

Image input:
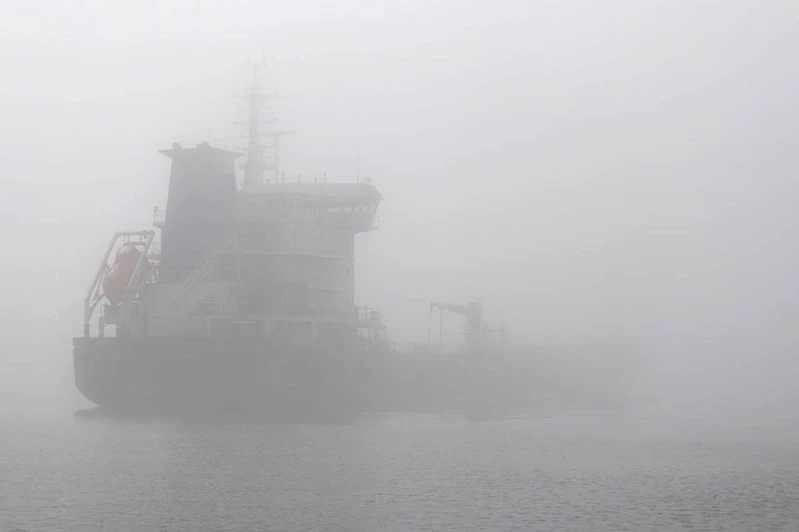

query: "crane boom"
left=429, top=301, right=483, bottom=349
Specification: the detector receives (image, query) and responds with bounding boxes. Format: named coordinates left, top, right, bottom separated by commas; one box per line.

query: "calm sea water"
left=2, top=406, right=798, bottom=532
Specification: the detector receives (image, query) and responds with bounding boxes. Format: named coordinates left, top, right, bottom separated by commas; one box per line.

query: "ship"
left=73, top=71, right=635, bottom=419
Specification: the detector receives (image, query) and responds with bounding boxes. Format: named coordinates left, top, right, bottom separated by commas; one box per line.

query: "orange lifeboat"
left=101, top=244, right=142, bottom=306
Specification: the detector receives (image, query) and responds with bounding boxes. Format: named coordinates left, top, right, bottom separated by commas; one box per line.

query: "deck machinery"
left=429, top=301, right=507, bottom=351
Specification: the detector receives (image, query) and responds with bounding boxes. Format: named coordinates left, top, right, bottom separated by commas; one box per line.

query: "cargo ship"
left=73, top=72, right=634, bottom=419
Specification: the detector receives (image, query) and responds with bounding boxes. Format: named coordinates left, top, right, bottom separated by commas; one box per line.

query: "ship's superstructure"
left=82, top=72, right=387, bottom=352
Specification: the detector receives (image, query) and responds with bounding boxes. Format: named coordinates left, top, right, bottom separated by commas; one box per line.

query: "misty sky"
left=2, top=0, right=799, bottom=413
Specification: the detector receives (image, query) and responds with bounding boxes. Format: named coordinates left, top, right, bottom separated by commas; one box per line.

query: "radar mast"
left=241, top=61, right=294, bottom=187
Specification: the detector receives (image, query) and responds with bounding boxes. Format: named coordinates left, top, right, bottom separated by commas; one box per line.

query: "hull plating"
left=73, top=337, right=371, bottom=419
left=74, top=337, right=633, bottom=419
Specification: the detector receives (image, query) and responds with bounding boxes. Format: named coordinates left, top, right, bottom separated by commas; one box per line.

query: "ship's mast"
left=242, top=63, right=294, bottom=187
left=243, top=64, right=265, bottom=187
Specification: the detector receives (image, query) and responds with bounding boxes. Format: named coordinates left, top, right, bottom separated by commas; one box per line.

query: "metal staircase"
left=175, top=234, right=236, bottom=304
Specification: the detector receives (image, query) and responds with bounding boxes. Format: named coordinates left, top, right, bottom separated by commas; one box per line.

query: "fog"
left=1, top=0, right=799, bottom=423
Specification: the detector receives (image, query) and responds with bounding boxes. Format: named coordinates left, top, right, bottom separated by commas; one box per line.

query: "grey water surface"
left=3, top=408, right=798, bottom=532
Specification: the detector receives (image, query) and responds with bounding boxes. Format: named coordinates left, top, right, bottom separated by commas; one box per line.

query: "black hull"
left=74, top=337, right=634, bottom=420
left=73, top=337, right=373, bottom=420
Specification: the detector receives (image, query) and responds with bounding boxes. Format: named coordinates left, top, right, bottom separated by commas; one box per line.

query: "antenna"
left=239, top=60, right=295, bottom=187
left=356, top=144, right=361, bottom=184
left=241, top=59, right=264, bottom=187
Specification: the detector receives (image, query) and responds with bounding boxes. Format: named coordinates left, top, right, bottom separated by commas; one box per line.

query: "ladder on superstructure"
left=175, top=235, right=236, bottom=305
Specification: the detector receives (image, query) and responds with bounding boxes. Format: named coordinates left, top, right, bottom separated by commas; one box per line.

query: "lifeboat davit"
left=101, top=244, right=142, bottom=306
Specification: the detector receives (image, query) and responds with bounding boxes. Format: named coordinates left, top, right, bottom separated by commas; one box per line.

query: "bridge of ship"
left=84, top=147, right=387, bottom=351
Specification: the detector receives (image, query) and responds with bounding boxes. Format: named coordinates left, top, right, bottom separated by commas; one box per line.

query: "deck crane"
left=429, top=301, right=483, bottom=350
